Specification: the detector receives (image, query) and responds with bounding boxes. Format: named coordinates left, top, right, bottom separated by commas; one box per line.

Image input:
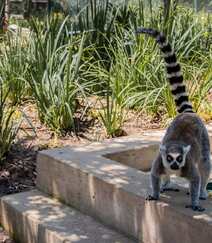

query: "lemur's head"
left=160, top=143, right=191, bottom=170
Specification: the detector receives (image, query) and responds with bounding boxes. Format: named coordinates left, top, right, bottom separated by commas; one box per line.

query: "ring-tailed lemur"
left=136, top=28, right=211, bottom=211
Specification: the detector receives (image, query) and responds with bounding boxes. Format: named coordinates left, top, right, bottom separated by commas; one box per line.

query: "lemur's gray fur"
left=136, top=28, right=211, bottom=211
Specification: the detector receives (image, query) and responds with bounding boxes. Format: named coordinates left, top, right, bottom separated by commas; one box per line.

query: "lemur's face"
left=160, top=144, right=191, bottom=170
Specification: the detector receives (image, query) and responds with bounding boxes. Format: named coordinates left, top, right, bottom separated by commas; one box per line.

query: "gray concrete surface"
left=36, top=129, right=212, bottom=242
left=0, top=190, right=135, bottom=243
left=1, top=126, right=211, bottom=243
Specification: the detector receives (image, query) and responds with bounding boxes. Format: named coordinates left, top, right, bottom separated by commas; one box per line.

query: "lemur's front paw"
left=146, top=195, right=158, bottom=201
left=185, top=205, right=205, bottom=212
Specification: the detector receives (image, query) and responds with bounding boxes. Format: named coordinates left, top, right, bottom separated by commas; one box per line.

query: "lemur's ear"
left=183, top=145, right=191, bottom=154
left=159, top=145, right=166, bottom=154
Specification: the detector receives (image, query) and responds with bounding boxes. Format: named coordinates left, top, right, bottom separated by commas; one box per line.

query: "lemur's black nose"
left=171, top=162, right=179, bottom=170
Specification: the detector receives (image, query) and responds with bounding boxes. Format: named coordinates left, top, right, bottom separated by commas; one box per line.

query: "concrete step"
left=36, top=135, right=212, bottom=243
left=0, top=190, right=135, bottom=243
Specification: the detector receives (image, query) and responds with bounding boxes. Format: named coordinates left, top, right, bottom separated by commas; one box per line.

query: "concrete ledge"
left=36, top=133, right=212, bottom=243
left=37, top=139, right=154, bottom=239
left=0, top=190, right=134, bottom=243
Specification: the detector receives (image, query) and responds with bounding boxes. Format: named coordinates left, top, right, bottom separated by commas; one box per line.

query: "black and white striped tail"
left=136, top=27, right=193, bottom=113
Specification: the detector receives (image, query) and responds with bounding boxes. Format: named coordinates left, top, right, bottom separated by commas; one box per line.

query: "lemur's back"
left=163, top=113, right=208, bottom=143
left=163, top=113, right=210, bottom=161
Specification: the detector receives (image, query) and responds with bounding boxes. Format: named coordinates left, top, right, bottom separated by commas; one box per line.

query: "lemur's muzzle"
left=170, top=162, right=179, bottom=170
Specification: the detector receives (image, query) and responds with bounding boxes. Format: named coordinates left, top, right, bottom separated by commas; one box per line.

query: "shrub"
left=28, top=16, right=87, bottom=134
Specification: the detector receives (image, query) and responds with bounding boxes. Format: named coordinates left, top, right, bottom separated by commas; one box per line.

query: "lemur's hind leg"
left=199, top=153, right=211, bottom=200
left=199, top=132, right=211, bottom=200
left=185, top=166, right=205, bottom=211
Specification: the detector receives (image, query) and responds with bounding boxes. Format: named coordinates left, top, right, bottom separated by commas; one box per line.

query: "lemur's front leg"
left=185, top=166, right=205, bottom=212
left=146, top=174, right=161, bottom=200
left=146, top=155, right=162, bottom=201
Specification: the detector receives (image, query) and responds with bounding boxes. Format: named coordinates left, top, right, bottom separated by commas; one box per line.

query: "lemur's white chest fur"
left=165, top=168, right=182, bottom=177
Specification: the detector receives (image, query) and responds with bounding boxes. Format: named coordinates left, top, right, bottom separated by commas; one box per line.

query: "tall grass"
left=0, top=79, right=22, bottom=163
left=28, top=16, right=71, bottom=83
left=0, top=32, right=29, bottom=105
left=27, top=16, right=88, bottom=134
left=85, top=4, right=212, bottom=129
left=0, top=1, right=211, bottom=141
left=85, top=31, right=166, bottom=135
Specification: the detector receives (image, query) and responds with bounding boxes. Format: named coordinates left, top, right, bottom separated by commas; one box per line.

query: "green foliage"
left=71, top=0, right=137, bottom=58
left=85, top=4, right=211, bottom=127
left=0, top=81, right=22, bottom=164
left=28, top=16, right=70, bottom=83
left=0, top=1, right=211, bottom=141
left=99, top=98, right=125, bottom=138
left=27, top=16, right=87, bottom=134
left=0, top=32, right=29, bottom=105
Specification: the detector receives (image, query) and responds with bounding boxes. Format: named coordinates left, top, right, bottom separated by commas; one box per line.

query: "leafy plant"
left=0, top=1, right=211, bottom=143
left=28, top=15, right=71, bottom=83
left=0, top=80, right=22, bottom=164
left=98, top=94, right=126, bottom=138
left=0, top=32, right=29, bottom=105
left=28, top=16, right=87, bottom=134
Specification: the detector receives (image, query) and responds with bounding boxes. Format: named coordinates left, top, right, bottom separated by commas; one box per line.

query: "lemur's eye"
left=166, top=155, right=173, bottom=162
left=176, top=155, right=183, bottom=163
